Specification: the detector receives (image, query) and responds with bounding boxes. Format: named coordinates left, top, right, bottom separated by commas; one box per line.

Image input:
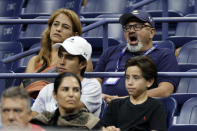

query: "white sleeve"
left=80, top=78, right=102, bottom=117
left=31, top=83, right=54, bottom=113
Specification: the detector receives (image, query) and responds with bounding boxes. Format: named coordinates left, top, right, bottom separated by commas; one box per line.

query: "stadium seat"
left=99, top=99, right=107, bottom=122
left=19, top=16, right=48, bottom=49
left=153, top=40, right=175, bottom=52
left=175, top=69, right=197, bottom=93
left=0, top=0, right=24, bottom=17
left=84, top=37, right=121, bottom=68
left=135, top=0, right=192, bottom=41
left=176, top=97, right=197, bottom=124
left=177, top=40, right=197, bottom=64
left=0, top=17, right=22, bottom=41
left=167, top=95, right=197, bottom=131
left=167, top=14, right=197, bottom=48
left=156, top=97, right=178, bottom=128
left=176, top=40, right=197, bottom=71
left=139, top=0, right=193, bottom=16
left=0, top=61, right=12, bottom=96
left=82, top=14, right=124, bottom=44
left=0, top=42, right=23, bottom=71
left=80, top=0, right=132, bottom=18
left=20, top=0, right=82, bottom=19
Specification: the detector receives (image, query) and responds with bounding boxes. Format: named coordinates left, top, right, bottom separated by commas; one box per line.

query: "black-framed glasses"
left=123, top=24, right=152, bottom=32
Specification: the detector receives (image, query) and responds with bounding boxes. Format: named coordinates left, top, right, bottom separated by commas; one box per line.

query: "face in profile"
left=125, top=66, right=152, bottom=98
left=1, top=97, right=31, bottom=128
left=50, top=13, right=74, bottom=44
left=54, top=76, right=81, bottom=112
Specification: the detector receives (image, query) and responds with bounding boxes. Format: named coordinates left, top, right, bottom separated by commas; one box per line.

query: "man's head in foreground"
left=1, top=87, right=32, bottom=129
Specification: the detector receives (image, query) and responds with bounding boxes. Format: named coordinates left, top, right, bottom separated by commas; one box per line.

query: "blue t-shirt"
left=94, top=44, right=180, bottom=96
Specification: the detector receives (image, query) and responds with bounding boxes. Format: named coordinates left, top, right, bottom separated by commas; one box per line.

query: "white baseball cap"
left=53, top=36, right=92, bottom=61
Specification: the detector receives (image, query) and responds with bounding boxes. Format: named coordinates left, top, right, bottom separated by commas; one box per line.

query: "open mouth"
left=128, top=34, right=138, bottom=45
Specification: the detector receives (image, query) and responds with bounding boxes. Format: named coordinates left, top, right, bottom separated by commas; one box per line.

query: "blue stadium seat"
left=177, top=40, right=197, bottom=64
left=156, top=97, right=177, bottom=128
left=0, top=42, right=23, bottom=71
left=0, top=0, right=24, bottom=17
left=80, top=0, right=132, bottom=18
left=139, top=0, right=193, bottom=16
left=19, top=16, right=48, bottom=49
left=99, top=99, right=107, bottom=122
left=85, top=37, right=121, bottom=68
left=135, top=0, right=192, bottom=41
left=83, top=14, right=124, bottom=44
left=153, top=40, right=175, bottom=52
left=176, top=69, right=197, bottom=93
left=0, top=17, right=22, bottom=41
left=176, top=97, right=197, bottom=124
left=20, top=0, right=82, bottom=19
left=0, top=61, right=12, bottom=96
left=176, top=40, right=197, bottom=71
left=167, top=14, right=197, bottom=48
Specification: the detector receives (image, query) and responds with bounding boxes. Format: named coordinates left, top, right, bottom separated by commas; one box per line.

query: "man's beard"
left=127, top=41, right=144, bottom=52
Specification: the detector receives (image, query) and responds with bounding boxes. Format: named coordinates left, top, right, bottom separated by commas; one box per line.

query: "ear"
left=149, top=28, right=155, bottom=39
left=79, top=61, right=87, bottom=71
left=147, top=78, right=155, bottom=89
left=53, top=91, right=57, bottom=101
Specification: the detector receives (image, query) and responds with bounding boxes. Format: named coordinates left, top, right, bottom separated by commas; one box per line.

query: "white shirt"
left=31, top=78, right=102, bottom=117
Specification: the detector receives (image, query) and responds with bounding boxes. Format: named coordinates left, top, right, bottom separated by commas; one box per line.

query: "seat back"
left=168, top=14, right=197, bottom=48
left=176, top=97, right=197, bottom=124
left=0, top=17, right=22, bottom=41
left=140, top=0, right=193, bottom=15
left=176, top=69, right=197, bottom=93
left=80, top=0, right=131, bottom=18
left=0, top=42, right=23, bottom=71
left=99, top=99, right=107, bottom=122
left=0, top=61, right=11, bottom=96
left=177, top=40, right=197, bottom=64
left=153, top=40, right=175, bottom=52
left=0, top=0, right=24, bottom=17
left=21, top=0, right=81, bottom=18
left=83, top=14, right=124, bottom=44
left=19, top=16, right=48, bottom=49
left=156, top=97, right=178, bottom=128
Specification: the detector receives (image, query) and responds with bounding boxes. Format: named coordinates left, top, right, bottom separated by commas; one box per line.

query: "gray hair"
left=1, top=87, right=31, bottom=110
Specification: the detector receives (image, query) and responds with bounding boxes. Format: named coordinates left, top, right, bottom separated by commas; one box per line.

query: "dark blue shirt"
left=94, top=44, right=180, bottom=96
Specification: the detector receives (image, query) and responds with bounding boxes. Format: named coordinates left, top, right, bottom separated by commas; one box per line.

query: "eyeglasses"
left=123, top=24, right=152, bottom=32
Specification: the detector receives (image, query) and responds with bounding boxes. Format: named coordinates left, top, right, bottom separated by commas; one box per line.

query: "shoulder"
left=31, top=111, right=55, bottom=125
left=41, top=83, right=54, bottom=92
left=152, top=47, right=175, bottom=58
left=25, top=55, right=39, bottom=73
left=81, top=78, right=101, bottom=92
left=102, top=44, right=126, bottom=56
left=38, top=83, right=54, bottom=97
left=82, top=78, right=100, bottom=84
left=82, top=78, right=101, bottom=87
left=147, top=97, right=164, bottom=108
left=80, top=110, right=100, bottom=129
left=110, top=97, right=128, bottom=107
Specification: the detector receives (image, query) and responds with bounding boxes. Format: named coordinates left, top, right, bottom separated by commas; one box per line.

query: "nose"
left=68, top=90, right=74, bottom=97
left=56, top=25, right=62, bottom=32
left=7, top=111, right=15, bottom=122
left=127, top=78, right=134, bottom=85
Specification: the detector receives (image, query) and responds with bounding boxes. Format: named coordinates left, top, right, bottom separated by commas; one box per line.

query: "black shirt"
left=103, top=97, right=167, bottom=131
